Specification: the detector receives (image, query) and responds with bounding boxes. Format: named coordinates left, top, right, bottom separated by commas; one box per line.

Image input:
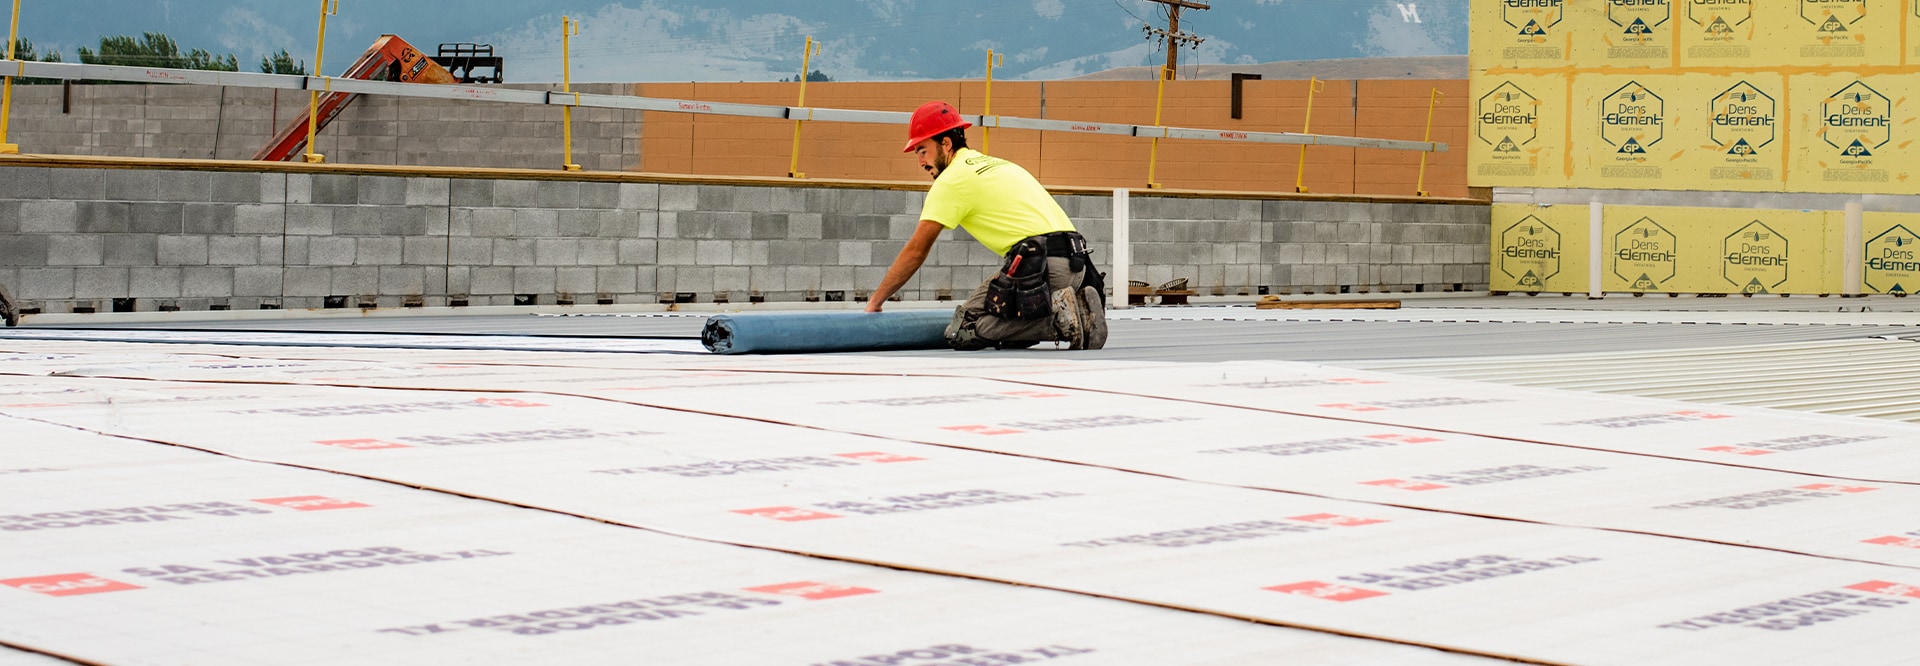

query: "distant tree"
left=78, top=33, right=238, bottom=73
left=259, top=49, right=306, bottom=75
left=781, top=69, right=832, bottom=83
left=8, top=38, right=66, bottom=84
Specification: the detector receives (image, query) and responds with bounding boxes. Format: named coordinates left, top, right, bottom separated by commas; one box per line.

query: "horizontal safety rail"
left=5, top=59, right=1447, bottom=153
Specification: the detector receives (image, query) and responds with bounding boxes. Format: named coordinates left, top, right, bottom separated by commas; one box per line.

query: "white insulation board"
left=6, top=341, right=1920, bottom=664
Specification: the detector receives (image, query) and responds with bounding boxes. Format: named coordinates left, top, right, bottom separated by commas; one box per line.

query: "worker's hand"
left=864, top=300, right=885, bottom=313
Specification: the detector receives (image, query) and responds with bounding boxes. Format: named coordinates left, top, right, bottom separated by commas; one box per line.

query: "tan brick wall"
left=636, top=79, right=1470, bottom=198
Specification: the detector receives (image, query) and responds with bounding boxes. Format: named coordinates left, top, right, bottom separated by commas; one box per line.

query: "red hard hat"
left=902, top=100, right=972, bottom=153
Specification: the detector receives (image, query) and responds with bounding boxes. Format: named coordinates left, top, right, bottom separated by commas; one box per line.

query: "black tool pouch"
left=984, top=237, right=1051, bottom=320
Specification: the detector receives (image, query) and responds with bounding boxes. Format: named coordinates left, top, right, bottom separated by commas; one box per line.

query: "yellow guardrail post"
left=1416, top=88, right=1442, bottom=197
left=1294, top=76, right=1323, bottom=193
left=982, top=48, right=1003, bottom=154
left=1146, top=65, right=1171, bottom=189
left=787, top=35, right=818, bottom=179
left=560, top=15, right=582, bottom=172
left=0, top=0, right=24, bottom=154
left=304, top=0, right=338, bottom=164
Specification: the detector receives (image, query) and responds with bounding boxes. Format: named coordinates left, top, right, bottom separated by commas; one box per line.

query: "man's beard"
left=926, top=150, right=951, bottom=179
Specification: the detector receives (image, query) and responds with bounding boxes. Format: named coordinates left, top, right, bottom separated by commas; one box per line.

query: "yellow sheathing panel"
left=1863, top=212, right=1920, bottom=295
left=1472, top=0, right=1571, bottom=71
left=1491, top=203, right=1590, bottom=293
left=1602, top=204, right=1838, bottom=294
left=1575, top=74, right=1680, bottom=189
left=1677, top=0, right=1762, bottom=66
left=1470, top=0, right=1917, bottom=195
left=1789, top=74, right=1916, bottom=195
left=1567, top=0, right=1675, bottom=70
left=1759, top=0, right=1900, bottom=68
left=1470, top=74, right=1569, bottom=188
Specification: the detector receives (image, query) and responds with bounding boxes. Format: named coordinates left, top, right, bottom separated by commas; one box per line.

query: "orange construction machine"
left=253, top=35, right=461, bottom=162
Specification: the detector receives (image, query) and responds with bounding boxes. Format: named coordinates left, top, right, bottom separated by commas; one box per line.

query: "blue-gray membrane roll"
left=701, top=310, right=954, bottom=354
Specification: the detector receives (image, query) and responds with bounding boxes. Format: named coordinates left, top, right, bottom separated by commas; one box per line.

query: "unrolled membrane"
left=701, top=309, right=953, bottom=354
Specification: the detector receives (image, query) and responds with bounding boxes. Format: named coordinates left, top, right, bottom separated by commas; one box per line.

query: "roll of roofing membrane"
left=701, top=309, right=954, bottom=354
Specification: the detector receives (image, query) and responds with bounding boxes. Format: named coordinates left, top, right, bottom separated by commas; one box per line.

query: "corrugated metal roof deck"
left=1343, top=334, right=1920, bottom=423
left=18, top=295, right=1920, bottom=421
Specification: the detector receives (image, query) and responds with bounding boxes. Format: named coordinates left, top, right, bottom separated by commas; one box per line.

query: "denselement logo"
left=1711, top=82, right=1775, bottom=159
left=1602, top=81, right=1664, bottom=158
left=1500, top=216, right=1562, bottom=291
left=1824, top=82, right=1890, bottom=159
left=1723, top=221, right=1789, bottom=293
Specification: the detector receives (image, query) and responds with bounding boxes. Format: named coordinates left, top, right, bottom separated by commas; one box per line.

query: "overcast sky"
left=12, top=0, right=1467, bottom=82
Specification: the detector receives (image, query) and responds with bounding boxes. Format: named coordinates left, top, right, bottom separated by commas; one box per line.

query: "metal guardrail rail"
left=3, top=59, right=1448, bottom=154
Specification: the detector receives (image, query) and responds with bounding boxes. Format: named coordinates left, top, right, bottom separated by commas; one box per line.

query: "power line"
left=1141, top=0, right=1207, bottom=80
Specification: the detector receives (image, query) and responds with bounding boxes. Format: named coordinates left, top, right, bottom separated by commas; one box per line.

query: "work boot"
left=0, top=283, right=16, bottom=328
left=1079, top=286, right=1107, bottom=350
left=945, top=305, right=991, bottom=351
left=1050, top=286, right=1082, bottom=349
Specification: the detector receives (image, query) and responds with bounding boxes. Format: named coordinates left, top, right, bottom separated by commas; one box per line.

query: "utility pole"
left=1143, top=0, right=1208, bottom=80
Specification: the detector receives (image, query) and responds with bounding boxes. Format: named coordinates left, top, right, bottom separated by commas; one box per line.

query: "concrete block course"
left=211, top=173, right=266, bottom=203
left=451, top=180, right=494, bottom=208
left=21, top=201, right=78, bottom=234
left=75, top=267, right=131, bottom=297
left=332, top=267, right=381, bottom=295
left=0, top=168, right=51, bottom=199
left=183, top=267, right=235, bottom=298
left=556, top=267, right=599, bottom=295
left=19, top=267, right=77, bottom=300
left=127, top=267, right=183, bottom=298
left=356, top=238, right=404, bottom=266
left=308, top=237, right=357, bottom=266
left=157, top=235, right=211, bottom=266
left=4, top=164, right=1487, bottom=309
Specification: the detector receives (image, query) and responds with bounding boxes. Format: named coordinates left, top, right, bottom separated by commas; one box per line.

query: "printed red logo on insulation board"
left=474, top=398, right=548, bottom=408
left=745, top=582, right=878, bottom=600
left=835, top=452, right=926, bottom=464
left=941, top=425, right=1025, bottom=436
left=252, top=496, right=371, bottom=512
left=1798, top=484, right=1877, bottom=493
left=1264, top=581, right=1388, bottom=602
left=1366, top=434, right=1442, bottom=444
left=1289, top=513, right=1389, bottom=527
left=1319, top=403, right=1386, bottom=412
left=732, top=507, right=842, bottom=522
left=1701, top=446, right=1774, bottom=456
left=1848, top=581, right=1920, bottom=599
left=315, top=439, right=412, bottom=451
left=1672, top=410, right=1732, bottom=419
left=1361, top=479, right=1450, bottom=491
left=1863, top=536, right=1920, bottom=549
left=2, top=573, right=142, bottom=597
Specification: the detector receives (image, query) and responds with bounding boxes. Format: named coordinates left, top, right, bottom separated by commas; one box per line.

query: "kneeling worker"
left=865, top=101, right=1108, bottom=350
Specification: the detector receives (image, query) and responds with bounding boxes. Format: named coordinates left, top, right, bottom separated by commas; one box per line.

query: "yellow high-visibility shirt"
left=918, top=148, right=1075, bottom=256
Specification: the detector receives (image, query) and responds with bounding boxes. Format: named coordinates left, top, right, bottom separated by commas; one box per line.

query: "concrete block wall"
left=0, top=164, right=1490, bottom=314
left=2, top=83, right=640, bottom=171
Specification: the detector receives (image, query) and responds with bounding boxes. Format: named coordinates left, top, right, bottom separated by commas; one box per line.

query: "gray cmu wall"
left=1, top=83, right=640, bottom=171
left=0, top=165, right=1490, bottom=314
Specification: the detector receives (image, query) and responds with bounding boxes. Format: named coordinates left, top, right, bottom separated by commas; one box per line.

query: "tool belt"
left=984, top=236, right=1053, bottom=320
left=984, top=231, right=1099, bottom=321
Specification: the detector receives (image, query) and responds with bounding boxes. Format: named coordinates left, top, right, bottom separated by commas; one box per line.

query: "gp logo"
left=253, top=496, right=373, bottom=512
left=2, top=573, right=143, bottom=597
left=1265, top=581, right=1389, bottom=602
left=744, top=581, right=878, bottom=600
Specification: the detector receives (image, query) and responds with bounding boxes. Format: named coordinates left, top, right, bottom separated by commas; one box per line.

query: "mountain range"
left=11, top=0, right=1468, bottom=82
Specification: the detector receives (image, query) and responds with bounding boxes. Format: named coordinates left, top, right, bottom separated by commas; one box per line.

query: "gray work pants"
left=945, top=256, right=1087, bottom=348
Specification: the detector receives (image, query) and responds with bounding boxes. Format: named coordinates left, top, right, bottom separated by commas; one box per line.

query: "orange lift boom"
left=253, top=35, right=458, bottom=162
